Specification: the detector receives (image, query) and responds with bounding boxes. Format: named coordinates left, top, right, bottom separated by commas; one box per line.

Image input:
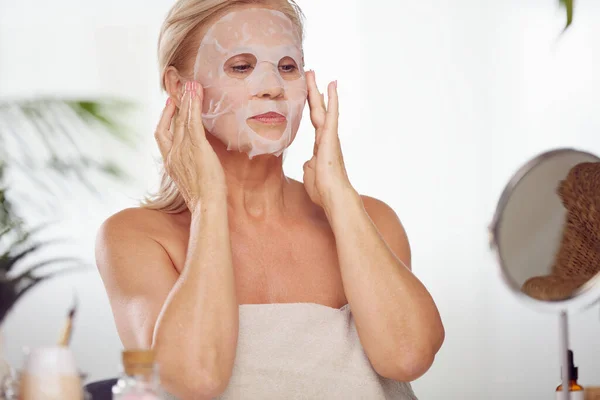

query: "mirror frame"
left=489, top=147, right=600, bottom=313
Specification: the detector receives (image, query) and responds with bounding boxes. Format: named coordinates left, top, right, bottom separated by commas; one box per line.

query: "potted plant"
left=0, top=97, right=134, bottom=388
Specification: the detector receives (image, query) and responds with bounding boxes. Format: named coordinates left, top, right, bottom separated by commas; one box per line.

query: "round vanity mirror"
left=489, top=148, right=600, bottom=313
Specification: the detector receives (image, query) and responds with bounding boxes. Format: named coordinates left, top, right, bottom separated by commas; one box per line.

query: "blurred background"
left=0, top=0, right=599, bottom=398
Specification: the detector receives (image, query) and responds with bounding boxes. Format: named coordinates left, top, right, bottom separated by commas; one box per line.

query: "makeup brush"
left=58, top=293, right=78, bottom=347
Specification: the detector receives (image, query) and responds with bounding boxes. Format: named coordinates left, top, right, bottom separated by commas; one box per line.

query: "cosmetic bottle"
left=112, top=349, right=163, bottom=400
left=19, top=346, right=83, bottom=400
left=556, top=350, right=584, bottom=399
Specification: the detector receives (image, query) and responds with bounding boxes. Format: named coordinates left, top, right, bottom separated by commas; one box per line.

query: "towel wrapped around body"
left=165, top=302, right=417, bottom=400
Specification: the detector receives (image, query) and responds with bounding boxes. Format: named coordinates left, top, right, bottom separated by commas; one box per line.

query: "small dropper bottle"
left=556, top=349, right=584, bottom=399
left=112, top=349, right=163, bottom=400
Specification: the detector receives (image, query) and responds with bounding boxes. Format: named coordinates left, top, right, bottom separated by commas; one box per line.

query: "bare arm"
left=302, top=72, right=443, bottom=382
left=96, top=205, right=237, bottom=399
left=97, top=82, right=237, bottom=399
left=325, top=191, right=444, bottom=382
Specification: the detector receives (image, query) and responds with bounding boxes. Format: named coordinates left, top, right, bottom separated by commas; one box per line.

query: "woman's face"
left=193, top=7, right=307, bottom=159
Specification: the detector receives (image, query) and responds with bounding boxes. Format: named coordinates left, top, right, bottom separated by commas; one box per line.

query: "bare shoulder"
left=361, top=195, right=401, bottom=222
left=95, top=207, right=189, bottom=271
left=96, top=208, right=160, bottom=266
left=360, top=195, right=412, bottom=269
left=98, top=207, right=187, bottom=241
left=97, top=207, right=165, bottom=245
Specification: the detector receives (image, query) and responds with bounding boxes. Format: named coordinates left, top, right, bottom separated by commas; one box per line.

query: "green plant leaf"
left=0, top=97, right=136, bottom=220
left=0, top=264, right=84, bottom=322
left=0, top=223, right=80, bottom=273
left=66, top=99, right=136, bottom=146
left=0, top=95, right=135, bottom=322
left=10, top=257, right=85, bottom=282
left=559, top=0, right=574, bottom=30
left=0, top=243, right=41, bottom=274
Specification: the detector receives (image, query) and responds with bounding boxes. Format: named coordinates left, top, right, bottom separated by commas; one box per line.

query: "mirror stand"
left=559, top=311, right=569, bottom=400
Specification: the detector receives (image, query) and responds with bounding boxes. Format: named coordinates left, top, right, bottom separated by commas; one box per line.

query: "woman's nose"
left=252, top=65, right=284, bottom=99
left=256, top=84, right=284, bottom=99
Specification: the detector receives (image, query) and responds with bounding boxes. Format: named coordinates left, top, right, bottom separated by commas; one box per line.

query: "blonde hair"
left=142, top=0, right=305, bottom=213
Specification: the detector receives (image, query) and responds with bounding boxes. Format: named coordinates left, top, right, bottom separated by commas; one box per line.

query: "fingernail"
left=166, top=97, right=171, bottom=106
left=334, top=80, right=338, bottom=88
left=185, top=81, right=192, bottom=92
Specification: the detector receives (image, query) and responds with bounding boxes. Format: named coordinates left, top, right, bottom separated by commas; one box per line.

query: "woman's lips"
left=249, top=112, right=287, bottom=124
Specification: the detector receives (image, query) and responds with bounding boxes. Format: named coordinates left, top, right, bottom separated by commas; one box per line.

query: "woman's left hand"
left=303, top=71, right=354, bottom=213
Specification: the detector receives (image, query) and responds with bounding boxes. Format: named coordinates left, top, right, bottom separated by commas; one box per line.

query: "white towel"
left=165, top=303, right=417, bottom=400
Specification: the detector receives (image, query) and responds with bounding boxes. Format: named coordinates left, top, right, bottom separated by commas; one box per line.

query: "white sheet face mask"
left=193, top=8, right=307, bottom=159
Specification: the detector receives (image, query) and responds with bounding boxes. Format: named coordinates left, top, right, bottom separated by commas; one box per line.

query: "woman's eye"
left=279, top=64, right=297, bottom=73
left=224, top=54, right=257, bottom=78
left=232, top=64, right=253, bottom=73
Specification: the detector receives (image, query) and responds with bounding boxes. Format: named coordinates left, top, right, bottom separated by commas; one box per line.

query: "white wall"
left=1, top=0, right=599, bottom=399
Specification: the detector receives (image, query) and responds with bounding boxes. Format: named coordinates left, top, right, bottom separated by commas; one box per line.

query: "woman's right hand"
left=155, top=81, right=226, bottom=212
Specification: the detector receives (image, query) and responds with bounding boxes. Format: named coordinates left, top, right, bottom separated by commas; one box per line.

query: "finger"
left=306, top=70, right=326, bottom=128
left=302, top=157, right=316, bottom=187
left=323, top=81, right=339, bottom=135
left=173, top=81, right=192, bottom=147
left=154, top=97, right=176, bottom=161
left=187, top=81, right=208, bottom=148
left=306, top=71, right=323, bottom=109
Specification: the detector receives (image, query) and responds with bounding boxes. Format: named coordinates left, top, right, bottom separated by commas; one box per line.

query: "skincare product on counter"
left=556, top=350, right=584, bottom=400
left=19, top=346, right=83, bottom=400
left=112, top=349, right=163, bottom=399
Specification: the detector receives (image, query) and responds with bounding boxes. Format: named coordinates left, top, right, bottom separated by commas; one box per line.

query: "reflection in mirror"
left=491, top=149, right=600, bottom=302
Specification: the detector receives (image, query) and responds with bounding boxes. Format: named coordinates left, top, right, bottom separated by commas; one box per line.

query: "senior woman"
left=95, top=0, right=444, bottom=398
